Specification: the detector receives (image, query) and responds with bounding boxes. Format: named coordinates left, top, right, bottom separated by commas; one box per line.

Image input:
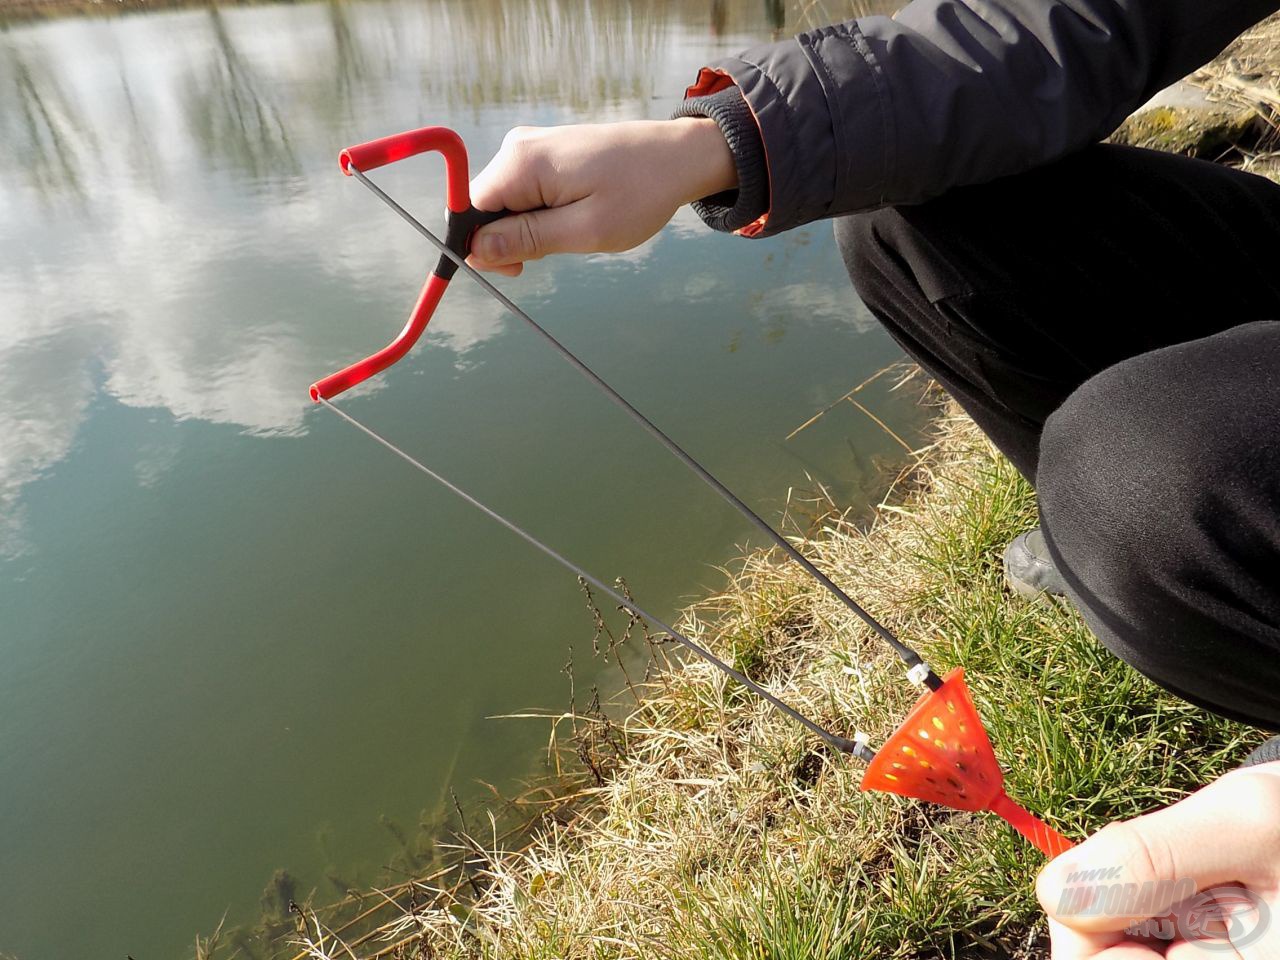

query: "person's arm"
left=678, top=0, right=1280, bottom=237
left=469, top=0, right=1280, bottom=270
left=468, top=118, right=736, bottom=277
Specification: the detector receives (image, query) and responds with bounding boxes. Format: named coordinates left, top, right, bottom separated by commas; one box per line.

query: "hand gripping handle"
left=311, top=127, right=507, bottom=402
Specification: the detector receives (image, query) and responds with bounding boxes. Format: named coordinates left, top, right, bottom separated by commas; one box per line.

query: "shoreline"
left=273, top=29, right=1279, bottom=954
left=281, top=405, right=1262, bottom=960
left=0, top=0, right=266, bottom=23
left=6, top=4, right=1262, bottom=956
left=201, top=15, right=1280, bottom=960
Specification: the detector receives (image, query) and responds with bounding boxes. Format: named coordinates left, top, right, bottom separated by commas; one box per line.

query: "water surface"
left=0, top=2, right=918, bottom=957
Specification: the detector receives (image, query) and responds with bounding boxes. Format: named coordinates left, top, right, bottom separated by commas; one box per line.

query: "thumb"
left=1037, top=770, right=1280, bottom=935
left=470, top=203, right=595, bottom=267
left=1037, top=820, right=1200, bottom=935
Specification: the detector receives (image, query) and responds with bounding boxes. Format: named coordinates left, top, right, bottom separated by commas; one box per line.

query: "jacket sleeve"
left=677, top=0, right=1280, bottom=237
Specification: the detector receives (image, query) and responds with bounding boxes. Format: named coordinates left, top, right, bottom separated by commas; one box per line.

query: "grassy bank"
left=276, top=37, right=1280, bottom=954
left=281, top=408, right=1261, bottom=960
left=185, top=17, right=1280, bottom=960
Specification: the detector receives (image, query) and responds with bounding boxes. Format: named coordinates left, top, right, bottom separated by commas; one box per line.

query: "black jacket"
left=674, top=0, right=1279, bottom=237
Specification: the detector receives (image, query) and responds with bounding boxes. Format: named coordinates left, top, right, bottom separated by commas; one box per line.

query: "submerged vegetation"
left=262, top=406, right=1261, bottom=960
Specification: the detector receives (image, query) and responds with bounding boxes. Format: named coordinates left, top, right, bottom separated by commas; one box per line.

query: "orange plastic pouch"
left=861, top=669, right=1074, bottom=858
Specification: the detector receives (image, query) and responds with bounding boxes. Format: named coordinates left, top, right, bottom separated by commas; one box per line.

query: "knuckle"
left=500, top=132, right=529, bottom=164
left=502, top=125, right=542, bottom=152
left=519, top=217, right=542, bottom=259
left=1098, top=819, right=1173, bottom=885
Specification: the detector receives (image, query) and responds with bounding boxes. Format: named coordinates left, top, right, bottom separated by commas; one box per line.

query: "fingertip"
left=466, top=170, right=503, bottom=218
left=472, top=228, right=509, bottom=264
left=1037, top=856, right=1083, bottom=918
left=465, top=255, right=522, bottom=278
left=1038, top=852, right=1079, bottom=891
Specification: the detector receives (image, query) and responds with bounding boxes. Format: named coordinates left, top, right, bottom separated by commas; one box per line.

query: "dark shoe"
left=1004, top=528, right=1068, bottom=599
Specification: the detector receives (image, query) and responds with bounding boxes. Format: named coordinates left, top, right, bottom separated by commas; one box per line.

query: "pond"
left=0, top=1, right=918, bottom=957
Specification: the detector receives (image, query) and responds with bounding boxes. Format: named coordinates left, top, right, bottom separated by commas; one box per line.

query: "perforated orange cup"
left=861, top=669, right=1074, bottom=858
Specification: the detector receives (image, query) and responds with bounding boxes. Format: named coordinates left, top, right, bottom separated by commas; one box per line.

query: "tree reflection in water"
left=181, top=3, right=299, bottom=179
left=1, top=39, right=94, bottom=204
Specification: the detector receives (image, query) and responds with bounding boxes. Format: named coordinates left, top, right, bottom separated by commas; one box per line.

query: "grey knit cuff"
left=1242, top=736, right=1280, bottom=768
left=671, top=86, right=769, bottom=234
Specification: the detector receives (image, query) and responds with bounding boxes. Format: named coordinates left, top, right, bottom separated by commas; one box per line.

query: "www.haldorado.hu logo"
left=1057, top=868, right=1271, bottom=949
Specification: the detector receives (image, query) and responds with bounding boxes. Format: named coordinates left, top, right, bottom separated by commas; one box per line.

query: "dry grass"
left=281, top=409, right=1261, bottom=960
left=191, top=10, right=1280, bottom=959
left=1193, top=13, right=1280, bottom=119
left=1191, top=12, right=1280, bottom=178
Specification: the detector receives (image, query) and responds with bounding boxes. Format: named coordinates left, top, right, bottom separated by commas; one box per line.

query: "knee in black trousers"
left=836, top=144, right=1280, bottom=483
left=833, top=145, right=1280, bottom=730
left=1038, top=324, right=1280, bottom=731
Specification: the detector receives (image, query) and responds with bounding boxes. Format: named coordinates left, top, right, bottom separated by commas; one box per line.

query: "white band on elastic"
left=907, top=663, right=932, bottom=687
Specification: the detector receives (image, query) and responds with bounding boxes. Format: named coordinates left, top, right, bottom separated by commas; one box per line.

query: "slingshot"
left=310, top=126, right=1074, bottom=860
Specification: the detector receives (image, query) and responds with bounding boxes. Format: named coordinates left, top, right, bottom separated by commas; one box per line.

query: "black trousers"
left=834, top=144, right=1280, bottom=732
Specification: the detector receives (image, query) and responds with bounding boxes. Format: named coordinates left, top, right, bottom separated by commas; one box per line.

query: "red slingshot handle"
left=309, top=273, right=449, bottom=402
left=989, top=791, right=1076, bottom=859
left=312, top=127, right=499, bottom=402
left=339, top=127, right=472, bottom=213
